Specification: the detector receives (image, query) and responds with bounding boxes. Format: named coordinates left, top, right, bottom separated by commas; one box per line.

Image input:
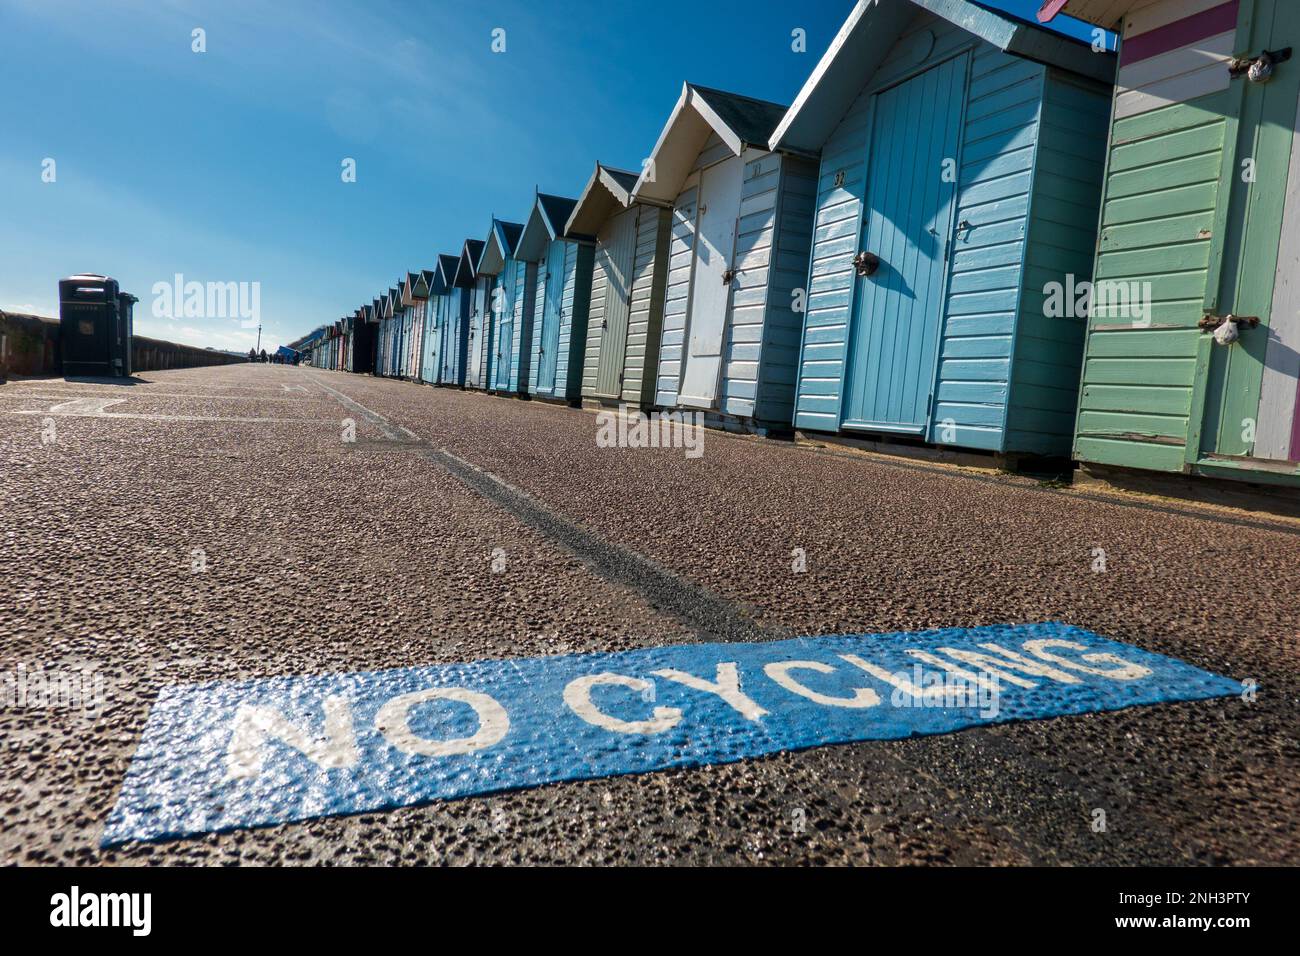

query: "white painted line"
left=307, top=374, right=422, bottom=442
left=10, top=407, right=326, bottom=424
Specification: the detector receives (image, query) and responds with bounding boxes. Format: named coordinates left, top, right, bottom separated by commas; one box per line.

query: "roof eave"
left=631, top=84, right=748, bottom=204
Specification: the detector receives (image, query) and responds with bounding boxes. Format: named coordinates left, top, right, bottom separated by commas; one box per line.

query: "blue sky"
left=0, top=0, right=1107, bottom=352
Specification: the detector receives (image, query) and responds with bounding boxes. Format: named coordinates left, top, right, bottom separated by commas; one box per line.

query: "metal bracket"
left=722, top=268, right=737, bottom=285
left=1199, top=312, right=1260, bottom=332
left=1229, top=48, right=1291, bottom=82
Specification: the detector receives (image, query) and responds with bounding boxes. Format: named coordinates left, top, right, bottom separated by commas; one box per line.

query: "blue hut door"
left=680, top=154, right=744, bottom=408
left=842, top=53, right=967, bottom=434
left=494, top=277, right=512, bottom=390
left=538, top=239, right=565, bottom=393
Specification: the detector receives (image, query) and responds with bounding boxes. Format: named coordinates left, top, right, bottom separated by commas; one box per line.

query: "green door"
left=1196, top=0, right=1300, bottom=469
left=595, top=206, right=637, bottom=399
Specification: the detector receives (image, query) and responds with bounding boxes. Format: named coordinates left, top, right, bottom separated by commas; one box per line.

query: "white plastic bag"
left=1213, top=318, right=1239, bottom=346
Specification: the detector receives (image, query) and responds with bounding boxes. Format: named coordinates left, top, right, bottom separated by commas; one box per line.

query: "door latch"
left=1199, top=312, right=1260, bottom=332
left=955, top=219, right=973, bottom=241
left=1229, top=48, right=1291, bottom=83
left=722, top=268, right=737, bottom=284
left=853, top=251, right=881, bottom=277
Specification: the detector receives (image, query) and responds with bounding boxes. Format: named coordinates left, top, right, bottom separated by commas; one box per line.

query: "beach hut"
left=434, top=254, right=467, bottom=386
left=417, top=269, right=439, bottom=383
left=390, top=285, right=408, bottom=378
left=454, top=240, right=489, bottom=388
left=631, top=83, right=818, bottom=429
left=401, top=271, right=428, bottom=381
left=772, top=0, right=1115, bottom=458
left=375, top=295, right=387, bottom=375
left=353, top=306, right=376, bottom=374
left=516, top=193, right=596, bottom=404
left=379, top=290, right=397, bottom=376
left=371, top=298, right=385, bottom=375
left=1039, top=0, right=1300, bottom=488
left=477, top=218, right=534, bottom=395
left=565, top=162, right=673, bottom=410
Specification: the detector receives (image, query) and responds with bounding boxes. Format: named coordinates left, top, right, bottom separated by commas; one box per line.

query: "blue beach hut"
left=772, top=0, right=1116, bottom=459
left=477, top=218, right=533, bottom=395
left=434, top=254, right=467, bottom=386
left=454, top=239, right=488, bottom=389
left=516, top=193, right=596, bottom=404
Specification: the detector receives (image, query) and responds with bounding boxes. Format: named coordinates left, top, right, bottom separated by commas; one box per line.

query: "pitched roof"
left=453, top=239, right=485, bottom=288
left=632, top=82, right=790, bottom=203
left=565, top=162, right=643, bottom=237
left=517, top=193, right=587, bottom=260
left=477, top=219, right=526, bottom=275
left=434, top=254, right=459, bottom=295
left=691, top=84, right=789, bottom=145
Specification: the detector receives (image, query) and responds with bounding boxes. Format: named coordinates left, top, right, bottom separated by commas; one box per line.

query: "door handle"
left=853, top=251, right=881, bottom=277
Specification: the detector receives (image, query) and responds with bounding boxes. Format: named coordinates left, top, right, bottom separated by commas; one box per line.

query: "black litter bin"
left=58, top=274, right=137, bottom=377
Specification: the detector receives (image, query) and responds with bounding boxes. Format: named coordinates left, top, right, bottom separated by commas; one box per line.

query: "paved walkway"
left=1, top=364, right=1296, bottom=864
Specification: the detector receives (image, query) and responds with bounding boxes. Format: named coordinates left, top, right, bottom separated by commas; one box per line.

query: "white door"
left=679, top=154, right=744, bottom=408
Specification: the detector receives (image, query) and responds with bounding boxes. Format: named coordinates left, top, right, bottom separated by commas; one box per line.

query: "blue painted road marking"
left=103, top=623, right=1241, bottom=844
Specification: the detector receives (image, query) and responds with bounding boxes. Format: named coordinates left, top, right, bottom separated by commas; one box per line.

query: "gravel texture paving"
left=1, top=364, right=1296, bottom=865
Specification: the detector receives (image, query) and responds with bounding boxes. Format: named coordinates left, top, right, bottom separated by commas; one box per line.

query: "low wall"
left=0, top=311, right=247, bottom=377
left=0, top=312, right=60, bottom=376
left=132, top=335, right=247, bottom=372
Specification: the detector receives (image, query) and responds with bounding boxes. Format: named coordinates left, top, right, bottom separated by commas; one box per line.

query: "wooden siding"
left=530, top=238, right=593, bottom=402
left=754, top=155, right=819, bottom=425
left=510, top=258, right=537, bottom=392
left=527, top=243, right=551, bottom=396
left=657, top=147, right=815, bottom=425
left=1004, top=69, right=1112, bottom=456
left=1257, top=86, right=1300, bottom=461
left=622, top=205, right=671, bottom=406
left=583, top=204, right=638, bottom=399
left=1074, top=29, right=1232, bottom=473
left=1113, top=1, right=1237, bottom=121
left=656, top=178, right=697, bottom=407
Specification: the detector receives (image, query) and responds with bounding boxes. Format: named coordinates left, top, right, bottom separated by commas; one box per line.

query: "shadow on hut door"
left=841, top=52, right=968, bottom=435
left=595, top=206, right=637, bottom=400
left=679, top=153, right=744, bottom=409
left=538, top=239, right=565, bottom=393
left=494, top=277, right=512, bottom=391
left=1196, top=0, right=1300, bottom=468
